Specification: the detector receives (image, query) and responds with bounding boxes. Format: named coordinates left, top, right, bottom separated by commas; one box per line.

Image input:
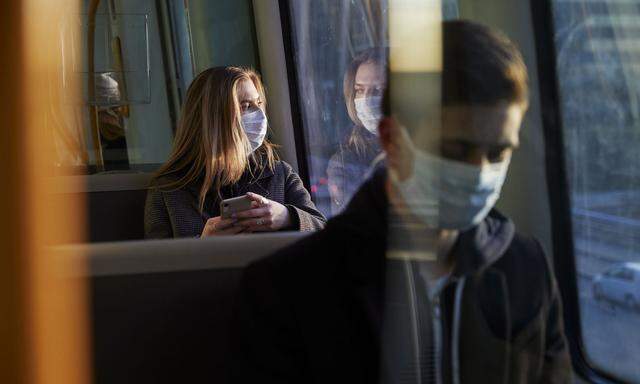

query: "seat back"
left=55, top=232, right=307, bottom=384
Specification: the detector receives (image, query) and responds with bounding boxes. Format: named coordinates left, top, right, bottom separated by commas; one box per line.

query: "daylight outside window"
left=552, top=0, right=640, bottom=382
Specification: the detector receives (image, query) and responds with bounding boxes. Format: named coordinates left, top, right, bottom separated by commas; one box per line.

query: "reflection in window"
left=287, top=0, right=389, bottom=216
left=286, top=0, right=458, bottom=217
left=552, top=1, right=640, bottom=382
left=54, top=0, right=259, bottom=175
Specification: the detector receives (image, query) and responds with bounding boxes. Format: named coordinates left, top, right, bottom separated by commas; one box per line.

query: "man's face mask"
left=355, top=95, right=383, bottom=135
left=241, top=108, right=268, bottom=151
left=393, top=149, right=510, bottom=230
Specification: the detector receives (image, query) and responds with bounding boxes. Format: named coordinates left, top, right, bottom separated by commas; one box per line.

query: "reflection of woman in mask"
left=145, top=67, right=325, bottom=239
left=327, top=49, right=386, bottom=214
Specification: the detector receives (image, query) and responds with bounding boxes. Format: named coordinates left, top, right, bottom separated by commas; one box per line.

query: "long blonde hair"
left=151, top=66, right=277, bottom=212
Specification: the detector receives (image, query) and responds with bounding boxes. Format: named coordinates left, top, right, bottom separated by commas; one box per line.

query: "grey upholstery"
left=51, top=189, right=148, bottom=243
left=88, top=189, right=148, bottom=242
left=55, top=233, right=307, bottom=384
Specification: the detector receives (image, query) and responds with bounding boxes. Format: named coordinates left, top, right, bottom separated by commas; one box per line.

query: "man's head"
left=439, top=20, right=528, bottom=166
left=380, top=20, right=529, bottom=230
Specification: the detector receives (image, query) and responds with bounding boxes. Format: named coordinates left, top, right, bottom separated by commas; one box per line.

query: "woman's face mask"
left=392, top=149, right=510, bottom=230
left=355, top=95, right=383, bottom=135
left=241, top=108, right=268, bottom=152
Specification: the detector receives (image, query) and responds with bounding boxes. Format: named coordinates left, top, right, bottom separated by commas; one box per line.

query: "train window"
left=183, top=0, right=259, bottom=75
left=551, top=1, right=640, bottom=382
left=284, top=0, right=458, bottom=217
left=54, top=0, right=259, bottom=175
left=284, top=0, right=389, bottom=216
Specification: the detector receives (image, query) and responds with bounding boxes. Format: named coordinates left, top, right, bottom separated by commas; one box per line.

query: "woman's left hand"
left=233, top=192, right=292, bottom=232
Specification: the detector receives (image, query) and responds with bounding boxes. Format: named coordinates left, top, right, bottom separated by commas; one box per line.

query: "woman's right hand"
left=200, top=216, right=243, bottom=237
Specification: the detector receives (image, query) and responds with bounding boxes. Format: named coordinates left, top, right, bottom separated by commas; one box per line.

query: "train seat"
left=55, top=232, right=307, bottom=384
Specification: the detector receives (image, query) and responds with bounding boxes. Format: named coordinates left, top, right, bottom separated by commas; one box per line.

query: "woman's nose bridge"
left=364, top=87, right=375, bottom=97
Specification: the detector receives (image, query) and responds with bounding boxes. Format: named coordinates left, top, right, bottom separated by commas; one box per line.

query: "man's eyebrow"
left=491, top=142, right=518, bottom=151
left=444, top=139, right=517, bottom=150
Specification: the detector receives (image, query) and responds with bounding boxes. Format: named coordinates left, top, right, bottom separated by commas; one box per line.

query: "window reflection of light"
left=388, top=0, right=442, bottom=73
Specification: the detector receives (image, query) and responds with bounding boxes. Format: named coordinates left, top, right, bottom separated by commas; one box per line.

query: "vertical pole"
left=88, top=0, right=106, bottom=172
left=0, top=1, right=90, bottom=384
left=0, top=0, right=29, bottom=382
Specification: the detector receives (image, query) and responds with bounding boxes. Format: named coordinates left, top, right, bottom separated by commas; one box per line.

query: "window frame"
left=274, top=0, right=312, bottom=191
left=529, top=1, right=627, bottom=383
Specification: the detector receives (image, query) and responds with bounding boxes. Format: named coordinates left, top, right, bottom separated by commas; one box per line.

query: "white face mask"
left=392, top=149, right=510, bottom=230
left=355, top=96, right=383, bottom=135
left=241, top=108, right=268, bottom=151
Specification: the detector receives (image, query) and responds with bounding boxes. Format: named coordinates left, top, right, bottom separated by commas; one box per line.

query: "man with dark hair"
left=230, top=20, right=572, bottom=383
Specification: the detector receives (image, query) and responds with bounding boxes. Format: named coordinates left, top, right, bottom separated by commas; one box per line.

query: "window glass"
left=54, top=0, right=258, bottom=175
left=612, top=269, right=630, bottom=281
left=286, top=0, right=389, bottom=217
left=552, top=1, right=640, bottom=382
left=185, top=0, right=259, bottom=74
left=286, top=0, right=458, bottom=217
left=611, top=269, right=624, bottom=279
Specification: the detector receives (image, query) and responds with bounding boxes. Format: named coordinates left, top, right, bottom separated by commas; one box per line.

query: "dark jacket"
left=230, top=167, right=572, bottom=383
left=144, top=160, right=326, bottom=238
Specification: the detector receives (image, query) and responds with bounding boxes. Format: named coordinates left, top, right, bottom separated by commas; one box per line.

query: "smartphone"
left=220, top=195, right=254, bottom=219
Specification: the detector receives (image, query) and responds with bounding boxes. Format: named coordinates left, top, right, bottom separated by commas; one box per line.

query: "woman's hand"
left=233, top=192, right=292, bottom=232
left=201, top=216, right=244, bottom=237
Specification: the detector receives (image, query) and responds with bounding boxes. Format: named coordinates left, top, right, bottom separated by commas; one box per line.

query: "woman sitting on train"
left=327, top=48, right=387, bottom=214
left=145, top=66, right=326, bottom=238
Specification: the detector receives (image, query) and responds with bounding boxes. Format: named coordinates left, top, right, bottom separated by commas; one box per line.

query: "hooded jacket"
left=229, top=167, right=572, bottom=383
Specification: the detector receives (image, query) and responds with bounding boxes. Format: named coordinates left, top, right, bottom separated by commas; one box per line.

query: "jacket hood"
left=329, top=165, right=515, bottom=276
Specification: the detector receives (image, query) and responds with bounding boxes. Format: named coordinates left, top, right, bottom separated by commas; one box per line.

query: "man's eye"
left=354, top=88, right=364, bottom=96
left=488, top=149, right=507, bottom=163
left=440, top=142, right=467, bottom=161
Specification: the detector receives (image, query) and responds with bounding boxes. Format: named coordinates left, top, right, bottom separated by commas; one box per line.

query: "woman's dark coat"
left=145, top=161, right=326, bottom=238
